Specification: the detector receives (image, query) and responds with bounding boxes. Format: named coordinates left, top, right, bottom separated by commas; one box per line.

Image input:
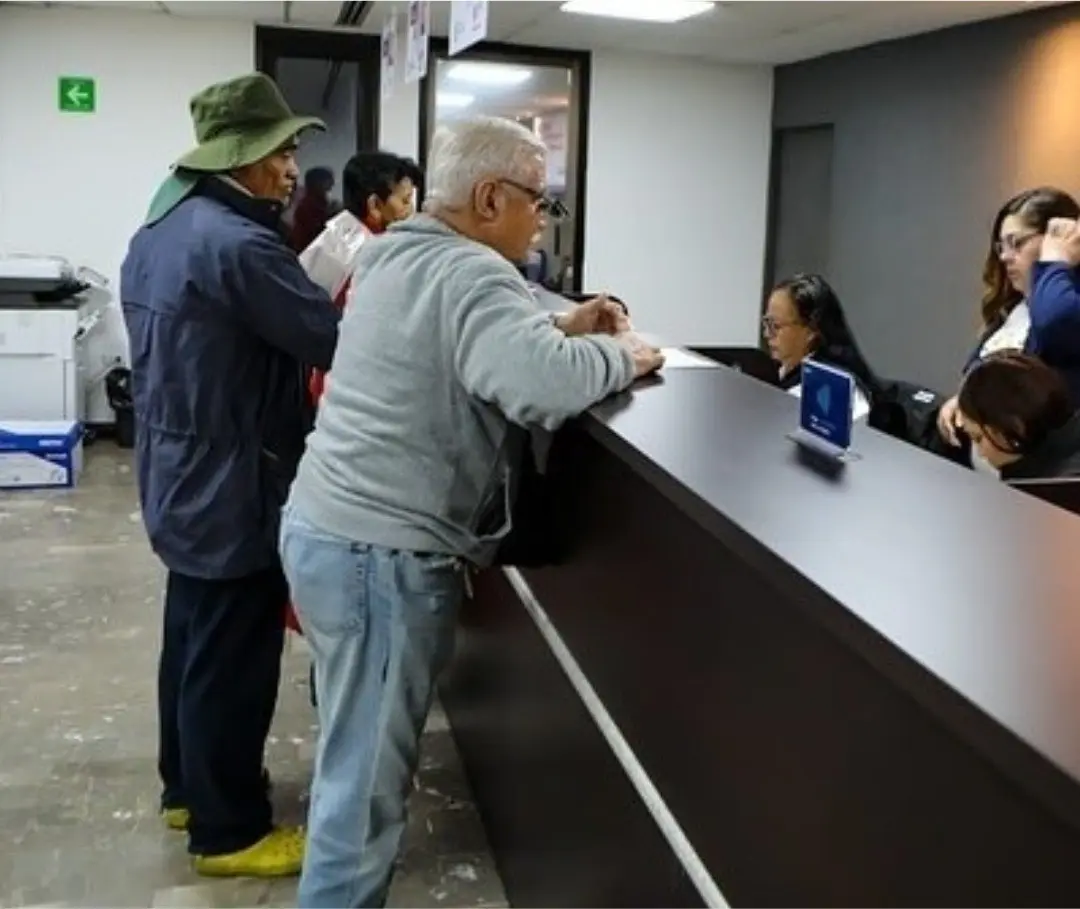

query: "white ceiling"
left=3, top=0, right=1065, bottom=65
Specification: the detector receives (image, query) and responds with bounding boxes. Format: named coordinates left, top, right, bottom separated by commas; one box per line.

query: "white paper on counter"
left=659, top=347, right=719, bottom=369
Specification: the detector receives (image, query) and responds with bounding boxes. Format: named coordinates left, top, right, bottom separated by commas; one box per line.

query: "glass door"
left=422, top=49, right=588, bottom=293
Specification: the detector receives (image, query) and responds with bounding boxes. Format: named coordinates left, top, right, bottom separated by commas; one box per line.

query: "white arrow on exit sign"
left=67, top=83, right=89, bottom=107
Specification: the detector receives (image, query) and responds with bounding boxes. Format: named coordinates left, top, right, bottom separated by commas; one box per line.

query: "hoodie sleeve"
left=452, top=265, right=637, bottom=431
left=1029, top=261, right=1080, bottom=363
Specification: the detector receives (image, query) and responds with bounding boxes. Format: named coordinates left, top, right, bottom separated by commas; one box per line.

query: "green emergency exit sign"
left=58, top=76, right=96, bottom=114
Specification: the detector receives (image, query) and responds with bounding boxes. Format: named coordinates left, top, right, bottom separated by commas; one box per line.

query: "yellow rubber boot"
left=162, top=807, right=190, bottom=831
left=193, top=826, right=305, bottom=878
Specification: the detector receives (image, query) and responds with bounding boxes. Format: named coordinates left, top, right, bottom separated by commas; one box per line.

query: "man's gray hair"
left=425, top=115, right=546, bottom=212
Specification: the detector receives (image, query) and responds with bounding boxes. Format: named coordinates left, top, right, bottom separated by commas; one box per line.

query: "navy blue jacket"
left=964, top=262, right=1080, bottom=402
left=120, top=177, right=340, bottom=580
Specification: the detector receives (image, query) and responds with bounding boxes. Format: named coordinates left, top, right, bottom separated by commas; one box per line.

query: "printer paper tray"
left=0, top=255, right=77, bottom=295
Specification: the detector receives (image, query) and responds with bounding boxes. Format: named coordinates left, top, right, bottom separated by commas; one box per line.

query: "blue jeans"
left=279, top=508, right=463, bottom=908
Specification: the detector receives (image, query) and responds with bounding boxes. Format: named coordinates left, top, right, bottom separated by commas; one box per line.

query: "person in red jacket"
left=288, top=167, right=335, bottom=253
left=288, top=151, right=423, bottom=687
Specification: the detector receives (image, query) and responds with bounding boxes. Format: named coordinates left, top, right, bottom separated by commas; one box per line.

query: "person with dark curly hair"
left=288, top=151, right=424, bottom=696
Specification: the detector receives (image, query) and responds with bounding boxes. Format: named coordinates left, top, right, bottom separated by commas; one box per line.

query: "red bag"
left=285, top=602, right=303, bottom=634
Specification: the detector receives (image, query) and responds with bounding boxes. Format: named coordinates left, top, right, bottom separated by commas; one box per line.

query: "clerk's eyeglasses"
left=761, top=315, right=801, bottom=337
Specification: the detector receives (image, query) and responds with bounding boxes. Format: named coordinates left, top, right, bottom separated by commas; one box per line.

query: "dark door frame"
left=761, top=122, right=835, bottom=320
left=416, top=39, right=592, bottom=294
left=256, top=26, right=382, bottom=153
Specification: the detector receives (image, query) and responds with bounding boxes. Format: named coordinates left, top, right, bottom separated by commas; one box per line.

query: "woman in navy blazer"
left=1028, top=217, right=1080, bottom=397
left=937, top=187, right=1080, bottom=453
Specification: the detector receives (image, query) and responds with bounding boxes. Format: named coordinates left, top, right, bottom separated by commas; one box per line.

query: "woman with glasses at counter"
left=763, top=272, right=880, bottom=421
left=937, top=187, right=1080, bottom=457
left=956, top=351, right=1080, bottom=480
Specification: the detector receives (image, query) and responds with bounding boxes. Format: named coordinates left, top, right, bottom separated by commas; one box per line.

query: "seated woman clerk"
left=956, top=351, right=1080, bottom=480
left=763, top=272, right=879, bottom=421
left=937, top=187, right=1080, bottom=458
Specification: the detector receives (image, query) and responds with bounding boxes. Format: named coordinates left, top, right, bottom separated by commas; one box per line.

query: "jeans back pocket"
left=280, top=513, right=369, bottom=636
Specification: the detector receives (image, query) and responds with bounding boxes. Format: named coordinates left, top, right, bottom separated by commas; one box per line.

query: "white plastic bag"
left=299, top=210, right=369, bottom=302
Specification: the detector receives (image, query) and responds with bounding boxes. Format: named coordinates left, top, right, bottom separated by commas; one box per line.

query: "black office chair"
left=867, top=378, right=971, bottom=467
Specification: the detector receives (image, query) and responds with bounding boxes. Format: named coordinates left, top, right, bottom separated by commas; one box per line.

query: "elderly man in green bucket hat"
left=120, top=73, right=340, bottom=879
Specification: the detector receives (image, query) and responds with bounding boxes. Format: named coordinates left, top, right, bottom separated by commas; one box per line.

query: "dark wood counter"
left=440, top=365, right=1080, bottom=908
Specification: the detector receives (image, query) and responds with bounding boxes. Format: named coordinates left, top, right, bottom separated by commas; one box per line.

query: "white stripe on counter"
left=502, top=566, right=731, bottom=909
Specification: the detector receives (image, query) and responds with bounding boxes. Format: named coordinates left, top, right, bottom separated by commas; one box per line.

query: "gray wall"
left=772, top=2, right=1080, bottom=393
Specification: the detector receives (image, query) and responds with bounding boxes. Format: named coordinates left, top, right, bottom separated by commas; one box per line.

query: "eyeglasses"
left=498, top=179, right=569, bottom=220
left=994, top=231, right=1040, bottom=258
left=761, top=315, right=800, bottom=337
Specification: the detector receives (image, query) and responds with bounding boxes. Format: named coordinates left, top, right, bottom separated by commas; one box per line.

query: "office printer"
left=0, top=255, right=87, bottom=303
left=0, top=255, right=113, bottom=423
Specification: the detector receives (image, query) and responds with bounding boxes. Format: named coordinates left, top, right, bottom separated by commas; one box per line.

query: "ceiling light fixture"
left=436, top=92, right=475, bottom=109
left=445, top=62, right=533, bottom=86
left=560, top=0, right=715, bottom=23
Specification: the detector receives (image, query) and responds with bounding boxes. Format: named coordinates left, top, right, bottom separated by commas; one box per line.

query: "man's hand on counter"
left=554, top=294, right=631, bottom=337
left=616, top=330, right=666, bottom=378
left=550, top=296, right=661, bottom=377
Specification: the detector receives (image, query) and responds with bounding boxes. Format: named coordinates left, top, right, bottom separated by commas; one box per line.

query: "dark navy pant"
left=158, top=566, right=287, bottom=856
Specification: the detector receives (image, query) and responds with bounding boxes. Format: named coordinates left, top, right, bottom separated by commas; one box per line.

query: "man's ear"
left=474, top=180, right=501, bottom=220
left=365, top=194, right=384, bottom=227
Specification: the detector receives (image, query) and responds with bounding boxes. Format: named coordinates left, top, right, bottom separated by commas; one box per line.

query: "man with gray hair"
left=280, top=114, right=662, bottom=907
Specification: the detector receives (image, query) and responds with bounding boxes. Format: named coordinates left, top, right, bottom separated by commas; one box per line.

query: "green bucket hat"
left=174, top=72, right=326, bottom=172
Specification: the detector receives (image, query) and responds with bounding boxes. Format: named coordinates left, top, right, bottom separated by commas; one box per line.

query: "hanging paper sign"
left=381, top=11, right=398, bottom=100
left=449, top=0, right=488, bottom=56
left=405, top=0, right=431, bottom=83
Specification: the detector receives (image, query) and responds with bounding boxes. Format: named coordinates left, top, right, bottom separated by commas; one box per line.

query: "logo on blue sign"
left=815, top=383, right=832, bottom=418
left=799, top=359, right=854, bottom=452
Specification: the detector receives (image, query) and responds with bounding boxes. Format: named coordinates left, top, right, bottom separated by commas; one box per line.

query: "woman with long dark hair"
left=763, top=273, right=880, bottom=420
left=937, top=187, right=1080, bottom=451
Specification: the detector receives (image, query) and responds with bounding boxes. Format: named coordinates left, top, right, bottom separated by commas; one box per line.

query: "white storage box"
left=0, top=420, right=84, bottom=490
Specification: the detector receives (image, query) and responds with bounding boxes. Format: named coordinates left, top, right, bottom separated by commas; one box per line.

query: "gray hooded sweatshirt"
left=287, top=214, right=636, bottom=565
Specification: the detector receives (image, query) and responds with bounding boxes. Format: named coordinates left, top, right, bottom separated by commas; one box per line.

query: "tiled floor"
left=0, top=442, right=506, bottom=908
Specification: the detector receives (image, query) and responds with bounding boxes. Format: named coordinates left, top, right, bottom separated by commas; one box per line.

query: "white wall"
left=0, top=6, right=253, bottom=421
left=584, top=53, right=773, bottom=347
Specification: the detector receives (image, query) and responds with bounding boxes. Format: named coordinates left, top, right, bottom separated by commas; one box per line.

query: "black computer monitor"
left=689, top=346, right=780, bottom=386
left=1008, top=477, right=1080, bottom=518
